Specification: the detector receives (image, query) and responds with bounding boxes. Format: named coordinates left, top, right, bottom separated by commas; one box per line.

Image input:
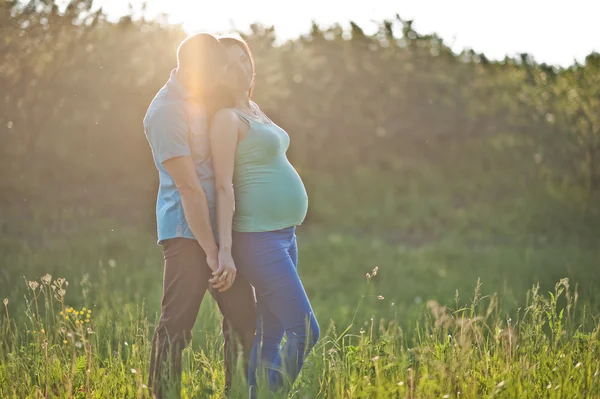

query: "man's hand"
left=209, top=250, right=237, bottom=292
left=206, top=250, right=219, bottom=273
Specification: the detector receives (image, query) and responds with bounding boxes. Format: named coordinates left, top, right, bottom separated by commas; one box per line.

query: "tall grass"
left=1, top=271, right=598, bottom=398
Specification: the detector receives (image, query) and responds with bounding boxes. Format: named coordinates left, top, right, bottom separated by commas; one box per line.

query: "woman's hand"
left=209, top=250, right=237, bottom=292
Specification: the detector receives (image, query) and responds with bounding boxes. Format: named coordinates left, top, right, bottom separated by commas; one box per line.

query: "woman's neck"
left=233, top=92, right=251, bottom=110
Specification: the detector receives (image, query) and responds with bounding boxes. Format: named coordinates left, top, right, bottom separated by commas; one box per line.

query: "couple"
left=143, top=33, right=319, bottom=398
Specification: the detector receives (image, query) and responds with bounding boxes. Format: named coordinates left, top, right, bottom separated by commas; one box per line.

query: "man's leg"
left=211, top=274, right=256, bottom=392
left=148, top=238, right=211, bottom=399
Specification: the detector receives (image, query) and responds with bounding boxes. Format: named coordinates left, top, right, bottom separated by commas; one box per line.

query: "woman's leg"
left=233, top=228, right=320, bottom=393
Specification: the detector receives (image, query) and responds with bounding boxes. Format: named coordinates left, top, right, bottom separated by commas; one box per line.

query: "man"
left=143, top=33, right=256, bottom=399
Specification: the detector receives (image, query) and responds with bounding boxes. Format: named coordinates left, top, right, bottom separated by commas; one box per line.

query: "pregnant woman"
left=207, top=36, right=320, bottom=397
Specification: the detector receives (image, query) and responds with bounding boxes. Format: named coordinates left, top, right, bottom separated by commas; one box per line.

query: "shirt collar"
left=166, top=69, right=192, bottom=100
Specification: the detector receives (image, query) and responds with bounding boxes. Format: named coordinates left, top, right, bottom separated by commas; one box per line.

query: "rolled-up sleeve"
left=145, top=105, right=191, bottom=164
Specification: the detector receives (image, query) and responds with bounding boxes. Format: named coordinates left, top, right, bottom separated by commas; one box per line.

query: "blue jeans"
left=232, top=227, right=320, bottom=395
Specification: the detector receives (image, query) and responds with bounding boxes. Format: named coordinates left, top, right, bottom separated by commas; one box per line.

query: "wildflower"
left=108, top=259, right=117, bottom=268
left=28, top=281, right=39, bottom=291
left=142, top=384, right=147, bottom=389
left=124, top=342, right=129, bottom=346
left=82, top=307, right=86, bottom=311
left=130, top=368, right=137, bottom=374
left=57, top=289, right=66, bottom=297
left=65, top=316, right=69, bottom=320
left=60, top=311, right=64, bottom=315
left=497, top=381, right=505, bottom=388
left=576, top=362, right=582, bottom=368
left=41, top=274, right=52, bottom=285
left=547, top=383, right=552, bottom=389
left=75, top=320, right=80, bottom=325
left=366, top=273, right=371, bottom=279
left=85, top=319, right=90, bottom=323
left=372, top=356, right=379, bottom=361
left=443, top=395, right=450, bottom=399
left=372, top=266, right=379, bottom=276
left=80, top=311, right=84, bottom=315
left=76, top=341, right=83, bottom=349
left=41, top=329, right=45, bottom=334
left=87, top=327, right=93, bottom=334
left=3, top=298, right=7, bottom=306
left=377, top=295, right=384, bottom=300
left=87, top=309, right=92, bottom=314
left=397, top=382, right=404, bottom=386
left=63, top=340, right=68, bottom=344
left=67, top=308, right=73, bottom=313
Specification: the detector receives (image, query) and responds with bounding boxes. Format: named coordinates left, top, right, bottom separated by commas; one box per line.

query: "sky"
left=89, top=0, right=599, bottom=67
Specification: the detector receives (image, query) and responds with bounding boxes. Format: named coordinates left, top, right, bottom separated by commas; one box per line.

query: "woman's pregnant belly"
left=233, top=159, right=308, bottom=232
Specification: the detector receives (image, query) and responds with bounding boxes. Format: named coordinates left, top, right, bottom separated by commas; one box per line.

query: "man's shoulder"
left=144, top=88, right=188, bottom=127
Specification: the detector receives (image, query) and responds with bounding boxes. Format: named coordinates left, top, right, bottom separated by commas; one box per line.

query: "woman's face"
left=223, top=44, right=253, bottom=94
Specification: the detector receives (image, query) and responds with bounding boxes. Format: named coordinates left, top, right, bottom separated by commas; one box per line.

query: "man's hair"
left=176, top=33, right=227, bottom=73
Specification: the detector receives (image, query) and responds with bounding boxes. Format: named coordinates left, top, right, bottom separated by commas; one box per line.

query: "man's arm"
left=163, top=156, right=218, bottom=270
left=145, top=105, right=218, bottom=270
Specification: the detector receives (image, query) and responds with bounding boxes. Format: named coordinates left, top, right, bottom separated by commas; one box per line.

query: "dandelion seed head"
left=75, top=341, right=83, bottom=349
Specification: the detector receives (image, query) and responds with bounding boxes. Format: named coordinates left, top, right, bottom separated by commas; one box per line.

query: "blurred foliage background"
left=1, top=0, right=599, bottom=330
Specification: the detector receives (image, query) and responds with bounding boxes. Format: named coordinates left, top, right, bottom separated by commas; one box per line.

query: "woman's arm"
left=208, top=109, right=240, bottom=292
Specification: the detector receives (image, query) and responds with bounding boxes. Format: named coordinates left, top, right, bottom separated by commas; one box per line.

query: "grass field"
left=2, top=155, right=600, bottom=398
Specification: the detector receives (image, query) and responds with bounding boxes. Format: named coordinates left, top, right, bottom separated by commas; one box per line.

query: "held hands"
left=208, top=250, right=237, bottom=292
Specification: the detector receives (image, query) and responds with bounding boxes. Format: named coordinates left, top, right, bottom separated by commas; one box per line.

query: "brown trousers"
left=148, top=238, right=256, bottom=398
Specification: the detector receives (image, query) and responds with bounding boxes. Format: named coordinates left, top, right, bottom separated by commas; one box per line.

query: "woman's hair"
left=204, top=35, right=256, bottom=120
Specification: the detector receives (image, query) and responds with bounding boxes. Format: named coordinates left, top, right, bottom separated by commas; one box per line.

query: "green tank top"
left=230, top=108, right=308, bottom=232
